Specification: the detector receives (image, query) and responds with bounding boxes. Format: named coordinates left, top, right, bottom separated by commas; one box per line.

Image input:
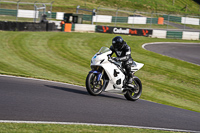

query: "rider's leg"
left=125, top=64, right=135, bottom=88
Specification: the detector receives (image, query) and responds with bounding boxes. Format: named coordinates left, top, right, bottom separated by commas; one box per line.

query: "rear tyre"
left=124, top=76, right=142, bottom=101
left=86, top=73, right=104, bottom=96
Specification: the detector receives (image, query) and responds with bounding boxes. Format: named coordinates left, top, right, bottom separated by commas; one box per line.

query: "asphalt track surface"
left=0, top=42, right=200, bottom=132
left=143, top=42, right=200, bottom=66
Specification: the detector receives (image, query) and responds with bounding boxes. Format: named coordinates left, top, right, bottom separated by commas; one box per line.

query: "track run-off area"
left=0, top=42, right=200, bottom=132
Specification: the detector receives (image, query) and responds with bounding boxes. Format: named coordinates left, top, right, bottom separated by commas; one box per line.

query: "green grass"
left=0, top=123, right=183, bottom=133
left=0, top=31, right=200, bottom=113
left=1, top=0, right=200, bottom=15
left=39, top=0, right=200, bottom=15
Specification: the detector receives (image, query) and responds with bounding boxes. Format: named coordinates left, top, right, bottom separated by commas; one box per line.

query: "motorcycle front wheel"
left=85, top=73, right=104, bottom=96
left=124, top=76, right=142, bottom=101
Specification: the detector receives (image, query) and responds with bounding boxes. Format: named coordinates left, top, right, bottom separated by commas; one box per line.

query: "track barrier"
left=64, top=23, right=72, bottom=32
left=0, top=21, right=199, bottom=40
left=158, top=17, right=164, bottom=25
left=0, top=21, right=56, bottom=31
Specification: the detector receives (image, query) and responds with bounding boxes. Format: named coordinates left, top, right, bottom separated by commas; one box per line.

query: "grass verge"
left=0, top=123, right=184, bottom=133
left=1, top=0, right=200, bottom=15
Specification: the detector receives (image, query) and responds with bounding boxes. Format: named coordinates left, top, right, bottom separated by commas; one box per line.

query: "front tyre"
left=124, top=76, right=142, bottom=101
left=86, top=72, right=104, bottom=96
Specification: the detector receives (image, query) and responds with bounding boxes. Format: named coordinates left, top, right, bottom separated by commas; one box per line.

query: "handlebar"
left=108, top=57, right=122, bottom=67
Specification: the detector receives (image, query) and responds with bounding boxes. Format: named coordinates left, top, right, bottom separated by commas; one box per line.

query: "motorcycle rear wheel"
left=86, top=73, right=104, bottom=96
left=124, top=76, right=142, bottom=101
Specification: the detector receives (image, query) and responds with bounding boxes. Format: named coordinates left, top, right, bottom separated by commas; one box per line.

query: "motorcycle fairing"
left=100, top=62, right=125, bottom=93
left=131, top=62, right=144, bottom=73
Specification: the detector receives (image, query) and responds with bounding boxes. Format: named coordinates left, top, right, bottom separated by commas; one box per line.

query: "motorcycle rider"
left=110, top=36, right=135, bottom=89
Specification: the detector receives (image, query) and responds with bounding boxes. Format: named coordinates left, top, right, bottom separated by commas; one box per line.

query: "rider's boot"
left=127, top=77, right=135, bottom=89
left=127, top=84, right=135, bottom=89
left=123, top=65, right=135, bottom=91
left=123, top=77, right=135, bottom=92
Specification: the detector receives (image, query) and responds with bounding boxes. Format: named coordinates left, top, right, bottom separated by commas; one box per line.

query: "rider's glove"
left=114, top=57, right=120, bottom=62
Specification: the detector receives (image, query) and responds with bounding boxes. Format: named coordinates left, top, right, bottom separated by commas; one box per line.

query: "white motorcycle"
left=86, top=47, right=144, bottom=101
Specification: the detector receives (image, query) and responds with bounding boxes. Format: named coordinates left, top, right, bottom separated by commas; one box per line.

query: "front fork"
left=89, top=69, right=104, bottom=85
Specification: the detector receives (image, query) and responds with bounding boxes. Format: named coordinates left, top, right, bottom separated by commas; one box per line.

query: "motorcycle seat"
left=131, top=61, right=137, bottom=67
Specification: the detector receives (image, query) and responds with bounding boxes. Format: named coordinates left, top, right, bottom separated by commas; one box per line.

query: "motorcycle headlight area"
left=91, top=58, right=104, bottom=64
left=91, top=53, right=107, bottom=65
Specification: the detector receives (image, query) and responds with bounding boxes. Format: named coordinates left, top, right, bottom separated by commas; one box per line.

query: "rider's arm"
left=109, top=46, right=114, bottom=56
left=117, top=54, right=131, bottom=61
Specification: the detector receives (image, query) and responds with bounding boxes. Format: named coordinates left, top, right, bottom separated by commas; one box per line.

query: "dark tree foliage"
left=193, top=0, right=200, bottom=4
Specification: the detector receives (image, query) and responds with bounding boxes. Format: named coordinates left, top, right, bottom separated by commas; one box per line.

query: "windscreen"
left=98, top=47, right=110, bottom=54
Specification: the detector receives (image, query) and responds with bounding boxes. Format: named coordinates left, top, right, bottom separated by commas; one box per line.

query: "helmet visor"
left=113, top=42, right=123, bottom=49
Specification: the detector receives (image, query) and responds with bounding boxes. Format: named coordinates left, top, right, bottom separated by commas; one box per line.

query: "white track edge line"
left=0, top=120, right=198, bottom=133
left=142, top=42, right=200, bottom=50
left=142, top=42, right=200, bottom=66
left=0, top=74, right=85, bottom=88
